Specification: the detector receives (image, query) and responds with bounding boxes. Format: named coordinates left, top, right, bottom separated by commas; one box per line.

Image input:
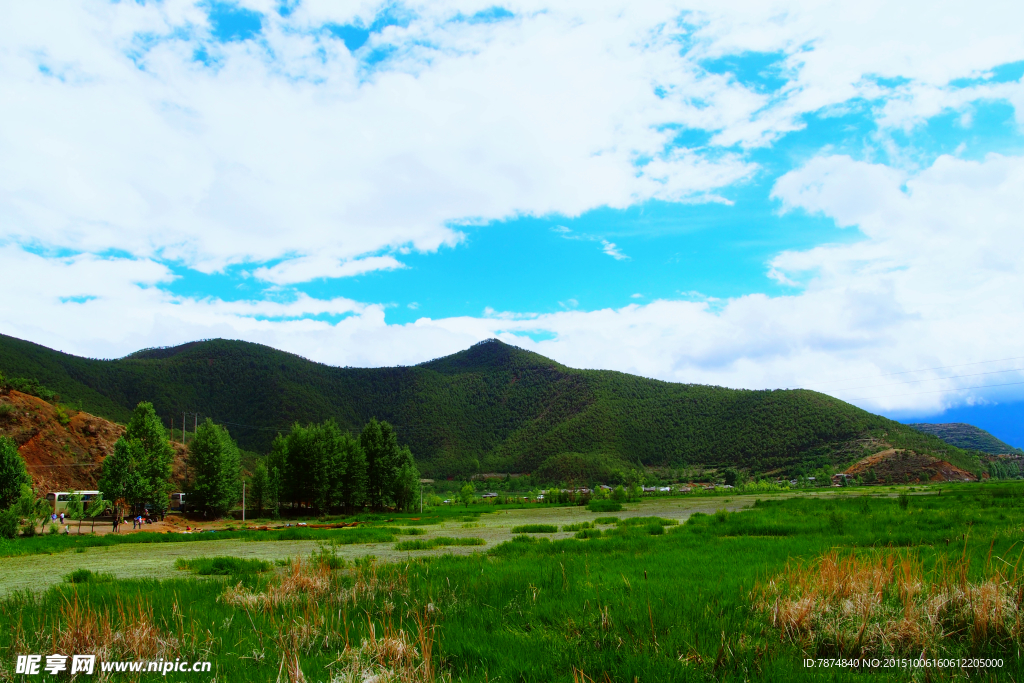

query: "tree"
left=460, top=482, right=474, bottom=508
left=361, top=418, right=401, bottom=510
left=0, top=436, right=31, bottom=510
left=612, top=485, right=626, bottom=502
left=125, top=402, right=174, bottom=513
left=392, top=446, right=419, bottom=512
left=14, top=484, right=49, bottom=536
left=188, top=419, right=241, bottom=517
left=337, top=431, right=367, bottom=513
left=98, top=438, right=146, bottom=522
left=250, top=460, right=270, bottom=516
left=87, top=493, right=107, bottom=533
left=66, top=493, right=85, bottom=534
left=0, top=508, right=17, bottom=539
left=723, top=468, right=739, bottom=487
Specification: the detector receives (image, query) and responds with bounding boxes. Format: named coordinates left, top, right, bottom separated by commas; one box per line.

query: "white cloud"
left=600, top=240, right=628, bottom=260
left=2, top=1, right=1024, bottom=420
left=254, top=255, right=406, bottom=284
left=3, top=1, right=1022, bottom=283
left=5, top=152, right=1022, bottom=416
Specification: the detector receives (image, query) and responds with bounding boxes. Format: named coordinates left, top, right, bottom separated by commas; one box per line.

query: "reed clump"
left=757, top=547, right=1024, bottom=657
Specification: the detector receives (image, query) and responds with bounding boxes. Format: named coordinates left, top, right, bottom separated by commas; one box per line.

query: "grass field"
left=1, top=484, right=1022, bottom=681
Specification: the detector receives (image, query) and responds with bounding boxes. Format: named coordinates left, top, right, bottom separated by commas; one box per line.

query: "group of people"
left=49, top=511, right=71, bottom=534
left=110, top=508, right=161, bottom=532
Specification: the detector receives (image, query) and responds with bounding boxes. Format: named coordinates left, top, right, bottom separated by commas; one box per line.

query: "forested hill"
left=908, top=423, right=1022, bottom=455
left=0, top=333, right=981, bottom=478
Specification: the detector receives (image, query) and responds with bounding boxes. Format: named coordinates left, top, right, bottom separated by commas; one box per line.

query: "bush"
left=588, top=499, right=622, bottom=513
left=64, top=569, right=114, bottom=584
left=395, top=537, right=486, bottom=551
left=574, top=528, right=602, bottom=539
left=561, top=522, right=594, bottom=532
left=617, top=516, right=678, bottom=527
left=897, top=492, right=910, bottom=510
left=593, top=516, right=620, bottom=525
left=0, top=509, right=19, bottom=539
left=174, top=556, right=271, bottom=575
left=0, top=403, right=14, bottom=421
left=54, top=405, right=71, bottom=427
left=714, top=509, right=729, bottom=523
left=511, top=524, right=558, bottom=533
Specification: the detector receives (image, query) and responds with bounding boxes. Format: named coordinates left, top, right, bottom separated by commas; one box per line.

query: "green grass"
left=174, top=556, right=271, bottom=575
left=3, top=482, right=1024, bottom=682
left=510, top=524, right=558, bottom=533
left=561, top=522, right=594, bottom=532
left=592, top=516, right=619, bottom=524
left=587, top=499, right=622, bottom=512
left=394, top=537, right=486, bottom=551
left=64, top=568, right=114, bottom=584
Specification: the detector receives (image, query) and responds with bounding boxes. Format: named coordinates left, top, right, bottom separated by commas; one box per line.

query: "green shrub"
left=587, top=499, right=622, bottom=513
left=574, top=528, right=602, bottom=539
left=898, top=492, right=910, bottom=510
left=395, top=537, right=486, bottom=551
left=714, top=509, right=729, bottom=523
left=0, top=509, right=18, bottom=539
left=53, top=405, right=71, bottom=427
left=510, top=534, right=538, bottom=543
left=511, top=524, right=558, bottom=533
left=617, top=516, right=678, bottom=527
left=310, top=544, right=346, bottom=569
left=64, top=569, right=114, bottom=584
left=174, top=556, right=271, bottom=575
left=0, top=403, right=14, bottom=421
left=593, top=516, right=620, bottom=525
left=686, top=512, right=708, bottom=525
left=561, top=522, right=594, bottom=532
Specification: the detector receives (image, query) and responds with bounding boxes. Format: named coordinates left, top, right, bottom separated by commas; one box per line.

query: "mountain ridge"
left=0, top=333, right=987, bottom=479
left=907, top=422, right=1022, bottom=455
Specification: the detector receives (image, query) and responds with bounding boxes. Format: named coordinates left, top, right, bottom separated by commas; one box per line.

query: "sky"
left=1, top=0, right=1023, bottom=446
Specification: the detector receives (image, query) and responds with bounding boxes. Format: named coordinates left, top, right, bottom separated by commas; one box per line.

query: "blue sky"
left=2, top=1, right=1024, bottom=446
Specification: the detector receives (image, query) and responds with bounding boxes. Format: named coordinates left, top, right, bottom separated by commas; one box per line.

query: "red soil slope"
left=0, top=389, right=187, bottom=493
left=843, top=448, right=977, bottom=484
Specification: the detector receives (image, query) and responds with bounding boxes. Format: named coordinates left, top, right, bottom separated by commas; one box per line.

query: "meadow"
left=0, top=484, right=1022, bottom=681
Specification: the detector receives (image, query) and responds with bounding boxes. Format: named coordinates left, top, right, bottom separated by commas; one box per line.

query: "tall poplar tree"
left=125, top=402, right=174, bottom=512
left=98, top=437, right=146, bottom=519
left=361, top=418, right=400, bottom=511
left=188, top=419, right=241, bottom=516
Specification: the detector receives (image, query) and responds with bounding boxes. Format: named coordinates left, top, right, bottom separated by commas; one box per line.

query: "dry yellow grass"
left=756, top=546, right=1024, bottom=657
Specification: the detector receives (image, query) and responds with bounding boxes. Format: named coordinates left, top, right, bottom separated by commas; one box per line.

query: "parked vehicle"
left=45, top=490, right=106, bottom=514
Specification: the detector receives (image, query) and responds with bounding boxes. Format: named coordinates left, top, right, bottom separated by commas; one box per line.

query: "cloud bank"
left=1, top=1, right=1023, bottom=415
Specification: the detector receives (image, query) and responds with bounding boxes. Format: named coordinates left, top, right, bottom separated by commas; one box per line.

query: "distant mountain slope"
left=907, top=423, right=1022, bottom=455
left=0, top=333, right=984, bottom=478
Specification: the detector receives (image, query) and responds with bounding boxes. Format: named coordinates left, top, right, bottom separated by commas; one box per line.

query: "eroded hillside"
left=0, top=388, right=187, bottom=493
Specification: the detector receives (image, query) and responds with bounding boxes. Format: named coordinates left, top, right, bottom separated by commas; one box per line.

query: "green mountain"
left=908, top=423, right=1022, bottom=455
left=0, top=333, right=985, bottom=478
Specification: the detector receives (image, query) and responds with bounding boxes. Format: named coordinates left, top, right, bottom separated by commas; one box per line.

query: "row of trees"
left=257, top=418, right=420, bottom=515
left=2, top=396, right=420, bottom=528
